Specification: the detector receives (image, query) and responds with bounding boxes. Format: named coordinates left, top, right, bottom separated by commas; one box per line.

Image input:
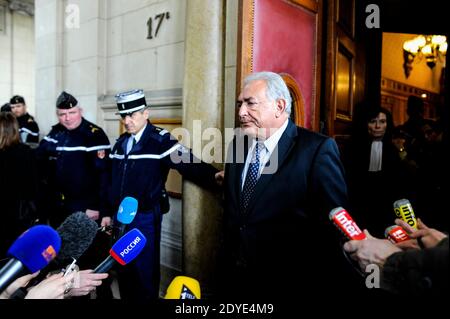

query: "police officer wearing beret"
left=9, top=95, right=40, bottom=145
left=36, top=91, right=112, bottom=228
left=110, top=89, right=220, bottom=300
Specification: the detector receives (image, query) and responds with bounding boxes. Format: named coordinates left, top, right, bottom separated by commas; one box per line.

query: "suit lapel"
left=245, top=120, right=298, bottom=215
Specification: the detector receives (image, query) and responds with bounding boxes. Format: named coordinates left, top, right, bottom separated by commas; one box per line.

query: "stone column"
left=35, top=0, right=106, bottom=134
left=182, top=0, right=224, bottom=297
left=35, top=0, right=64, bottom=134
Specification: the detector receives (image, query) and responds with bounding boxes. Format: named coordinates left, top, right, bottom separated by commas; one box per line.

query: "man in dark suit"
left=219, top=72, right=351, bottom=298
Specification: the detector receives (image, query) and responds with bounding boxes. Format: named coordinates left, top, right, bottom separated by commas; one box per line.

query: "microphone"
left=94, top=228, right=146, bottom=273
left=20, top=212, right=99, bottom=293
left=329, top=207, right=367, bottom=277
left=329, top=207, right=367, bottom=240
left=116, top=197, right=138, bottom=237
left=56, top=211, right=99, bottom=264
left=385, top=225, right=410, bottom=243
left=165, top=276, right=201, bottom=299
left=393, top=199, right=417, bottom=229
left=0, top=225, right=61, bottom=293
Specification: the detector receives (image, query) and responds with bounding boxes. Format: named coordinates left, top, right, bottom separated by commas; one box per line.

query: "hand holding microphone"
left=329, top=207, right=368, bottom=275
left=21, top=212, right=99, bottom=293
left=343, top=230, right=401, bottom=271
left=25, top=272, right=76, bottom=299
left=329, top=207, right=401, bottom=271
left=392, top=199, right=446, bottom=249
left=0, top=272, right=39, bottom=299
left=395, top=218, right=447, bottom=249
left=64, top=269, right=109, bottom=297
left=0, top=225, right=61, bottom=293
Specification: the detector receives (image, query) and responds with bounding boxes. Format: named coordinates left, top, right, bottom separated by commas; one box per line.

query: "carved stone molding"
left=8, top=0, right=34, bottom=16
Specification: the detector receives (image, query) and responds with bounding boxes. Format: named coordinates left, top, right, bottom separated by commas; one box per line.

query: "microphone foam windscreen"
left=56, top=212, right=98, bottom=262
left=7, top=225, right=61, bottom=273
left=116, top=196, right=138, bottom=224
left=110, top=228, right=146, bottom=265
left=165, top=276, right=201, bottom=299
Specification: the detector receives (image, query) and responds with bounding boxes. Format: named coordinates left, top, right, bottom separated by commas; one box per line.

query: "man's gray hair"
left=243, top=71, right=292, bottom=115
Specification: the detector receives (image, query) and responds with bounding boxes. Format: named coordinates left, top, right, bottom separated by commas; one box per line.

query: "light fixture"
left=402, top=35, right=447, bottom=78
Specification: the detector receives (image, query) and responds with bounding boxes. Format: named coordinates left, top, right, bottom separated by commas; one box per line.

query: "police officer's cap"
left=10, top=95, right=25, bottom=105
left=56, top=91, right=78, bottom=109
left=115, top=89, right=147, bottom=116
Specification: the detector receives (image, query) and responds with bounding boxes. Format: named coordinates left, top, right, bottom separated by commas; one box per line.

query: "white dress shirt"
left=126, top=123, right=147, bottom=154
left=241, top=119, right=289, bottom=189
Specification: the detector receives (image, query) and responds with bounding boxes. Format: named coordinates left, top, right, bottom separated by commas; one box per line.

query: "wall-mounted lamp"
left=403, top=35, right=447, bottom=78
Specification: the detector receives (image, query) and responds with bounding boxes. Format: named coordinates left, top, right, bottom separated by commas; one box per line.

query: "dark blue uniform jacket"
left=36, top=118, right=111, bottom=222
left=109, top=122, right=218, bottom=213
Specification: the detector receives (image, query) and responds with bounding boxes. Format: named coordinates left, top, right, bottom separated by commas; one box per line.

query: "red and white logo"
left=331, top=209, right=366, bottom=240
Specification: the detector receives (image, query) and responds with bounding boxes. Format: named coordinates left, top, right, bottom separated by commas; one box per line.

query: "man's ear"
left=275, top=99, right=286, bottom=117
left=143, top=108, right=150, bottom=118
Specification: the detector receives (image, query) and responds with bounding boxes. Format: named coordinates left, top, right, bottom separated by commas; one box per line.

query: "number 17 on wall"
left=147, top=12, right=171, bottom=39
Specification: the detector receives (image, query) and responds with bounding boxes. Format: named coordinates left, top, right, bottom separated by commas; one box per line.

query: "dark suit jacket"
left=220, top=120, right=351, bottom=297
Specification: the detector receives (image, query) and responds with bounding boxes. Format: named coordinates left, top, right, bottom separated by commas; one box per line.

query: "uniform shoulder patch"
left=154, top=126, right=169, bottom=136
left=27, top=118, right=34, bottom=123
left=89, top=125, right=100, bottom=133
left=159, top=129, right=168, bottom=136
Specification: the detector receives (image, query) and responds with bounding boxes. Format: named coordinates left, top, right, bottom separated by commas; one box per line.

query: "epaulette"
left=89, top=124, right=100, bottom=134
left=154, top=126, right=169, bottom=136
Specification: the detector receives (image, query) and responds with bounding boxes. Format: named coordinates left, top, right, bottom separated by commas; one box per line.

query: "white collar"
left=368, top=141, right=383, bottom=172
left=132, top=123, right=147, bottom=143
left=261, top=118, right=289, bottom=155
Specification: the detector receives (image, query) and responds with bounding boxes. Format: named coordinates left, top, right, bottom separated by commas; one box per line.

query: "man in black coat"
left=220, top=72, right=349, bottom=298
left=9, top=95, right=40, bottom=145
left=36, top=91, right=111, bottom=228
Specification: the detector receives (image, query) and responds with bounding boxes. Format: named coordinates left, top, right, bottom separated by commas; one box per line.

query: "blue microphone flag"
left=110, top=228, right=146, bottom=265
left=7, top=225, right=61, bottom=273
left=117, top=196, right=138, bottom=224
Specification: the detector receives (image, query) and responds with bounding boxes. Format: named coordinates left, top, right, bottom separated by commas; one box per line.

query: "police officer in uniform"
left=110, top=89, right=220, bottom=300
left=34, top=92, right=115, bottom=299
left=36, top=91, right=112, bottom=228
left=9, top=95, right=40, bottom=145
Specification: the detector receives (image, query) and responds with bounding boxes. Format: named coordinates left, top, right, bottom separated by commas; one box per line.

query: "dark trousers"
left=117, top=208, right=162, bottom=300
